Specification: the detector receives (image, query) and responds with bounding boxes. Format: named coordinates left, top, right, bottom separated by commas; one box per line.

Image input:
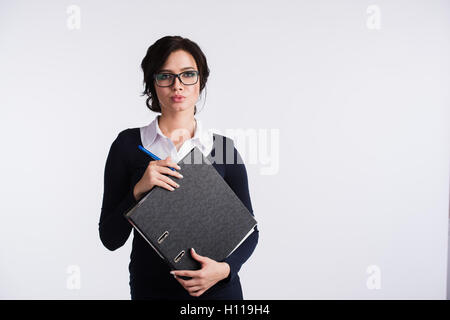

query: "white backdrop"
left=0, top=0, right=449, bottom=299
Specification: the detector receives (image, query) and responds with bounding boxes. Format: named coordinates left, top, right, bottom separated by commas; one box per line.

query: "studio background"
left=0, top=0, right=449, bottom=299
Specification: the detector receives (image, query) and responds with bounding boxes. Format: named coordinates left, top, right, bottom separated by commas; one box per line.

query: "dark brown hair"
left=141, top=36, right=210, bottom=115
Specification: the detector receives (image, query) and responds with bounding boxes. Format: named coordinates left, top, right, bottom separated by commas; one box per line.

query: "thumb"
left=191, top=248, right=208, bottom=263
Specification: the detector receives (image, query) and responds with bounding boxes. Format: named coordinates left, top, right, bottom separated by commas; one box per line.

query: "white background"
left=0, top=0, right=449, bottom=299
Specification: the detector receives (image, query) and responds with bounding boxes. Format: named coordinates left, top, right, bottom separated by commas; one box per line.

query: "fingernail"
left=170, top=271, right=175, bottom=275
left=192, top=248, right=195, bottom=253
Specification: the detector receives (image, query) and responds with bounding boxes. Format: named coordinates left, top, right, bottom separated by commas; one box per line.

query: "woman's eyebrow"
left=158, top=67, right=195, bottom=72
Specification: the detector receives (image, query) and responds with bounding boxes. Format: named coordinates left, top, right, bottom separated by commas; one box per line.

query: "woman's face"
left=154, top=50, right=200, bottom=114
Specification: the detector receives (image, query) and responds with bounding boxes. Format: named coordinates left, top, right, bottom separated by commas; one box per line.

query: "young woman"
left=99, top=36, right=259, bottom=300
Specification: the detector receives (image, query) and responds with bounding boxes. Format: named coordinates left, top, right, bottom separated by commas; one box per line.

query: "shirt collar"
left=140, top=115, right=214, bottom=155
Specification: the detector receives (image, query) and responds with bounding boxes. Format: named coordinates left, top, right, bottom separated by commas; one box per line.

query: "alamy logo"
left=66, top=265, right=81, bottom=290
left=66, top=5, right=81, bottom=30
left=366, top=5, right=381, bottom=30
left=175, top=128, right=280, bottom=176
left=366, top=265, right=381, bottom=290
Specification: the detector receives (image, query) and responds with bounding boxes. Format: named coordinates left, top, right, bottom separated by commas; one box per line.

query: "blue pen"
left=138, top=145, right=177, bottom=171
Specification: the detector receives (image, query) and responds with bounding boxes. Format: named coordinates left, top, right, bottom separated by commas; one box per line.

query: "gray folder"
left=123, top=144, right=258, bottom=272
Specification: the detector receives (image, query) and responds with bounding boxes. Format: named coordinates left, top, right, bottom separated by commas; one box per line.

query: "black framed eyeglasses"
left=153, top=70, right=199, bottom=87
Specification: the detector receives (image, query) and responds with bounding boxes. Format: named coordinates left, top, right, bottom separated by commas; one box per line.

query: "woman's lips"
left=171, top=96, right=185, bottom=102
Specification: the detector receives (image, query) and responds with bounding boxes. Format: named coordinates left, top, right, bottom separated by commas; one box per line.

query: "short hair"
left=141, top=36, right=210, bottom=115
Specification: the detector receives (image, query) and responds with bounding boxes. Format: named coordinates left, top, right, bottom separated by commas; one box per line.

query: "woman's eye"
left=183, top=72, right=196, bottom=77
left=156, top=73, right=172, bottom=80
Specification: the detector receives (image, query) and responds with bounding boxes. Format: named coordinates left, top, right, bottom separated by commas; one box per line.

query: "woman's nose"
left=173, top=76, right=183, bottom=88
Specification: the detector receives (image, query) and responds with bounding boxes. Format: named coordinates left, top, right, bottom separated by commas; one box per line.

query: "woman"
left=99, top=35, right=259, bottom=300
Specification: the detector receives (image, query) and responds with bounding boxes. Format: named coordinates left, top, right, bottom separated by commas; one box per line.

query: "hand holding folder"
left=132, top=147, right=183, bottom=201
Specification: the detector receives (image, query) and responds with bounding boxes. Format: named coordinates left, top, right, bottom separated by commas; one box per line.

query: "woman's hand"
left=133, top=156, right=183, bottom=201
left=171, top=248, right=231, bottom=297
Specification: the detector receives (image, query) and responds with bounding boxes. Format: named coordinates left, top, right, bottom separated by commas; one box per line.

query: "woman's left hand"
left=171, top=248, right=230, bottom=297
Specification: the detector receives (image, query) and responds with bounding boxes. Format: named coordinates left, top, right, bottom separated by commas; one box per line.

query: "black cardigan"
left=99, top=128, right=259, bottom=300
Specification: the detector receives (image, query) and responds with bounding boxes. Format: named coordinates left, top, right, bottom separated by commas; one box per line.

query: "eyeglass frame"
left=153, top=70, right=199, bottom=87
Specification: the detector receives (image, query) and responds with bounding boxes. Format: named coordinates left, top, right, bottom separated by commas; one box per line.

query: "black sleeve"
left=98, top=131, right=137, bottom=251
left=220, top=141, right=259, bottom=283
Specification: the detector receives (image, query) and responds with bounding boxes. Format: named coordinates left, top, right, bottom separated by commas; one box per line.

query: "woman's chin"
left=169, top=102, right=193, bottom=112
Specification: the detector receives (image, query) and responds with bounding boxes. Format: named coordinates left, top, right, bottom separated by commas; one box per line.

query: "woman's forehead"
left=161, top=50, right=197, bottom=71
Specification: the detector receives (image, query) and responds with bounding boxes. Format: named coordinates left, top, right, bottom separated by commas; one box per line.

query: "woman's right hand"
left=133, top=156, right=183, bottom=201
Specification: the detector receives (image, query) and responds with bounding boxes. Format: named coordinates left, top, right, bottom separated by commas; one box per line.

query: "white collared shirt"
left=139, top=115, right=215, bottom=163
